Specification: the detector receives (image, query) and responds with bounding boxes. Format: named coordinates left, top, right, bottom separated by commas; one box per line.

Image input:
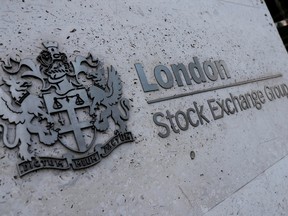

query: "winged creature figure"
left=0, top=77, right=59, bottom=160
left=87, top=66, right=130, bottom=133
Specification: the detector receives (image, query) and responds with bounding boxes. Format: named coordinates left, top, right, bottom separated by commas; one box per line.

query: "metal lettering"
left=203, top=61, right=218, bottom=81
left=188, top=57, right=207, bottom=84
left=265, top=86, right=275, bottom=101
left=154, top=65, right=174, bottom=89
left=186, top=108, right=199, bottom=127
left=216, top=100, right=229, bottom=115
left=153, top=112, right=170, bottom=138
left=136, top=57, right=233, bottom=95
left=214, top=60, right=231, bottom=79
left=134, top=63, right=159, bottom=92
left=193, top=102, right=210, bottom=124
left=171, top=63, right=192, bottom=86
left=207, top=99, right=223, bottom=120
left=175, top=110, right=189, bottom=131
left=165, top=110, right=180, bottom=133
left=225, top=98, right=236, bottom=114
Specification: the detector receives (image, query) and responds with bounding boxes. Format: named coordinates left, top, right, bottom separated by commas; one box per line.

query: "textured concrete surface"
left=0, top=0, right=288, bottom=215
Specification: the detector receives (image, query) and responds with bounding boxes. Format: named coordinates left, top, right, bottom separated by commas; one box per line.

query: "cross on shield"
left=43, top=88, right=95, bottom=153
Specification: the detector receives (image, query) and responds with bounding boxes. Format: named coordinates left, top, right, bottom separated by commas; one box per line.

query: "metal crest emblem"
left=0, top=42, right=134, bottom=177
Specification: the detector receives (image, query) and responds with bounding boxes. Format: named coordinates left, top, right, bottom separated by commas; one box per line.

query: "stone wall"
left=0, top=0, right=288, bottom=215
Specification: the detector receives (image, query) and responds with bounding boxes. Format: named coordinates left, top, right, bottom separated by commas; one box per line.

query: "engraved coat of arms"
left=0, top=42, right=133, bottom=177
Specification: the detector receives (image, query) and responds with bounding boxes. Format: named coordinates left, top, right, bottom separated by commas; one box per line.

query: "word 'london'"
left=0, top=41, right=134, bottom=177
left=135, top=57, right=286, bottom=138
left=135, top=57, right=231, bottom=92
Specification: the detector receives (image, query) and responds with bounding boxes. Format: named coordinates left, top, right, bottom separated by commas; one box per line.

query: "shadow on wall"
left=265, top=0, right=288, bottom=52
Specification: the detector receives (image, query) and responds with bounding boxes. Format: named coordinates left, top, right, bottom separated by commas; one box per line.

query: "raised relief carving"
left=0, top=42, right=134, bottom=177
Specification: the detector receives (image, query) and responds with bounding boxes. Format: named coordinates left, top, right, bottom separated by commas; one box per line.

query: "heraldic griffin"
left=0, top=77, right=58, bottom=160
left=87, top=65, right=130, bottom=133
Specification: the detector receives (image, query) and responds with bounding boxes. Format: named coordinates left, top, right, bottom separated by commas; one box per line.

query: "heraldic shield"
left=0, top=41, right=134, bottom=177
left=43, top=89, right=95, bottom=153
